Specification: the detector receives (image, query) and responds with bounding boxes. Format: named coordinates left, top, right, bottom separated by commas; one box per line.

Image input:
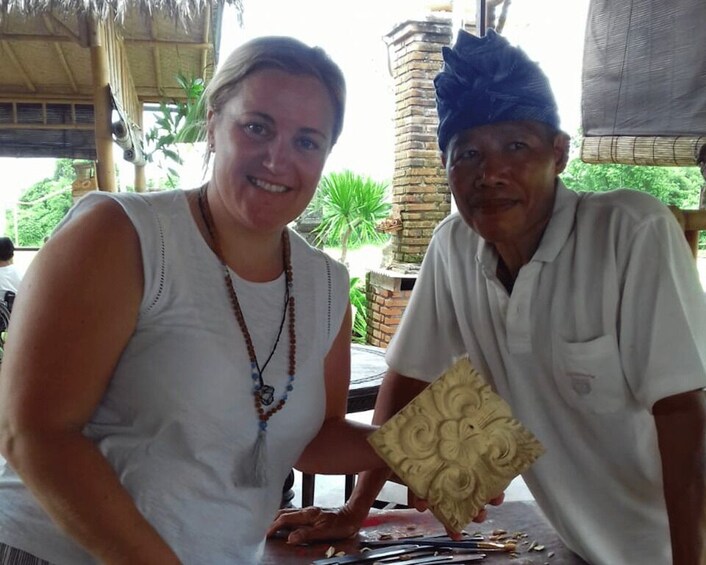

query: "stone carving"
left=368, top=357, right=545, bottom=532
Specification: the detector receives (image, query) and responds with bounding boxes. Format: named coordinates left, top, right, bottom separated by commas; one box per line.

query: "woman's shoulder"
left=70, top=189, right=190, bottom=231
left=289, top=229, right=344, bottom=267
left=71, top=188, right=184, bottom=215
left=288, top=228, right=349, bottom=288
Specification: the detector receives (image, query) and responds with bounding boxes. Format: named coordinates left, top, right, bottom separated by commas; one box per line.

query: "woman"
left=0, top=36, right=383, bottom=564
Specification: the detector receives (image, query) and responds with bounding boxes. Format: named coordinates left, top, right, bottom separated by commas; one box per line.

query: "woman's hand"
left=266, top=504, right=365, bottom=545
left=407, top=490, right=506, bottom=539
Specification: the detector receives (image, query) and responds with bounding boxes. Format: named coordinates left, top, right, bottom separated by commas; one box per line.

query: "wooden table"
left=264, top=501, right=587, bottom=564
left=346, top=343, right=386, bottom=412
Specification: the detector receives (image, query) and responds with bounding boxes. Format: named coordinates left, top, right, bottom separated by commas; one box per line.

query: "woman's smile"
left=248, top=175, right=290, bottom=194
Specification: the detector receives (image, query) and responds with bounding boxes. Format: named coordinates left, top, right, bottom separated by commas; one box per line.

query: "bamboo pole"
left=134, top=102, right=146, bottom=192
left=89, top=16, right=116, bottom=192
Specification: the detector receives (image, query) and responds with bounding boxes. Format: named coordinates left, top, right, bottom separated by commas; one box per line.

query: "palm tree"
left=144, top=73, right=207, bottom=186
left=313, top=170, right=390, bottom=264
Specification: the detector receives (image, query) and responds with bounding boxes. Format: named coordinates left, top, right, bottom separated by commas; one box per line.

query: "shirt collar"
left=532, top=179, right=578, bottom=263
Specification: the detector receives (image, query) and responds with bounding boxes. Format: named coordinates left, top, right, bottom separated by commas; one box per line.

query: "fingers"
left=287, top=520, right=341, bottom=545
left=489, top=492, right=505, bottom=506
left=266, top=506, right=321, bottom=537
left=287, top=526, right=314, bottom=545
left=444, top=525, right=464, bottom=540
left=472, top=508, right=488, bottom=523
left=407, top=489, right=429, bottom=512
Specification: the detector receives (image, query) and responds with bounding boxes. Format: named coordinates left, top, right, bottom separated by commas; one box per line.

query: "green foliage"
left=144, top=73, right=207, bottom=187
left=349, top=276, right=367, bottom=343
left=6, top=159, right=73, bottom=246
left=561, top=157, right=702, bottom=209
left=563, top=129, right=706, bottom=248
left=561, top=156, right=705, bottom=250
left=313, top=170, right=391, bottom=263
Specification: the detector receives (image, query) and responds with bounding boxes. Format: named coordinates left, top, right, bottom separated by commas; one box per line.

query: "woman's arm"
left=0, top=199, right=179, bottom=564
left=295, top=305, right=385, bottom=475
left=269, top=369, right=429, bottom=543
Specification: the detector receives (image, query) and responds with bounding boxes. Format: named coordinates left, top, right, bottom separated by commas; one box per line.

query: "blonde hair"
left=204, top=36, right=346, bottom=145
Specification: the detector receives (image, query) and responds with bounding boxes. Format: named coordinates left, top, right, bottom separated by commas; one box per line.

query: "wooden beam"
left=0, top=95, right=92, bottom=103
left=54, top=43, right=79, bottom=93
left=41, top=13, right=79, bottom=92
left=47, top=13, right=82, bottom=43
left=0, top=123, right=94, bottom=130
left=201, top=3, right=211, bottom=76
left=682, top=209, right=706, bottom=231
left=89, top=17, right=116, bottom=192
left=669, top=208, right=706, bottom=259
left=124, top=38, right=213, bottom=49
left=0, top=33, right=73, bottom=42
left=0, top=36, right=212, bottom=49
left=134, top=87, right=194, bottom=100
left=148, top=20, right=164, bottom=97
left=0, top=41, right=36, bottom=92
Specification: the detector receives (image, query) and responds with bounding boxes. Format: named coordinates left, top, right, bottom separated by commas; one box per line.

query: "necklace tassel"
left=233, top=429, right=268, bottom=487
left=199, top=186, right=294, bottom=491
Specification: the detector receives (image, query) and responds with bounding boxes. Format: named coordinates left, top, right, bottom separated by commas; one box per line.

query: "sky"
left=0, top=0, right=591, bottom=206
left=221, top=0, right=590, bottom=181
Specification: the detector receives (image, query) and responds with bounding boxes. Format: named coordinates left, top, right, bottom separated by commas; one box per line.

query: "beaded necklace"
left=197, top=184, right=296, bottom=486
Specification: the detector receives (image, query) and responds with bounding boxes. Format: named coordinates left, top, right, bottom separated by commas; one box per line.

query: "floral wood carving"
left=368, top=357, right=545, bottom=532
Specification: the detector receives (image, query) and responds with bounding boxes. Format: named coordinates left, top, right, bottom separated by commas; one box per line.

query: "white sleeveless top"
left=0, top=189, right=349, bottom=564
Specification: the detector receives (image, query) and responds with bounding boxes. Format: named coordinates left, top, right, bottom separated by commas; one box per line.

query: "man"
left=270, top=30, right=706, bottom=565
left=0, top=237, right=21, bottom=300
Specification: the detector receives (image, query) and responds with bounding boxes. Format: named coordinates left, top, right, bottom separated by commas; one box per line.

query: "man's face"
left=442, top=120, right=569, bottom=248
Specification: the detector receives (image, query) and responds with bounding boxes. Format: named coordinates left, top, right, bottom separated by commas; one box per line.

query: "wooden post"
left=134, top=102, right=146, bottom=192
left=476, top=0, right=487, bottom=36
left=89, top=16, right=116, bottom=192
left=685, top=231, right=699, bottom=258
left=670, top=207, right=706, bottom=260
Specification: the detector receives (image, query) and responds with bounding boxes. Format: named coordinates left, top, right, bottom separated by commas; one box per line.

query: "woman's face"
left=207, top=68, right=336, bottom=235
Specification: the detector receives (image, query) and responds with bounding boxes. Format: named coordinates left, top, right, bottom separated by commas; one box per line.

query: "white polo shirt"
left=386, top=181, right=706, bottom=565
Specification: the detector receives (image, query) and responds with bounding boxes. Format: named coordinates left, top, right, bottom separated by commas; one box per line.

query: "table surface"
left=263, top=501, right=587, bottom=564
left=347, top=344, right=386, bottom=413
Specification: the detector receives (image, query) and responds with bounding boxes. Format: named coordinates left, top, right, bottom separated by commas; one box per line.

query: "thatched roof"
left=0, top=0, right=242, bottom=159
left=0, top=0, right=242, bottom=26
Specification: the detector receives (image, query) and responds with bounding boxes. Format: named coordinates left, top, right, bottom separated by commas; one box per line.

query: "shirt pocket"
left=552, top=334, right=628, bottom=414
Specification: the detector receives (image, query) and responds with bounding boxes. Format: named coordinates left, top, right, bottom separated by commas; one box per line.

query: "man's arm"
left=653, top=389, right=706, bottom=565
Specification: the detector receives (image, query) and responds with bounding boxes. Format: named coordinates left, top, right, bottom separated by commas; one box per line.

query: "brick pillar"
left=365, top=15, right=453, bottom=348
left=384, top=16, right=453, bottom=266
left=366, top=270, right=417, bottom=348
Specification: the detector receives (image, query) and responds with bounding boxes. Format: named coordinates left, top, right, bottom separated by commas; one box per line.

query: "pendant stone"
left=259, top=384, right=275, bottom=406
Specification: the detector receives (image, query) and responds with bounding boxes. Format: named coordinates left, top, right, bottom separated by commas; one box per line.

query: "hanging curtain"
left=581, top=0, right=706, bottom=165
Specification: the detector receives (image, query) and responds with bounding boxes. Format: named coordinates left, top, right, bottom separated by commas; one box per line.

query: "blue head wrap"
left=434, top=29, right=560, bottom=152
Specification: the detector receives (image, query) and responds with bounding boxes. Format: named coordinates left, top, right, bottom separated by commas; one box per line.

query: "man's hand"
left=266, top=505, right=365, bottom=545
left=407, top=490, right=506, bottom=539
